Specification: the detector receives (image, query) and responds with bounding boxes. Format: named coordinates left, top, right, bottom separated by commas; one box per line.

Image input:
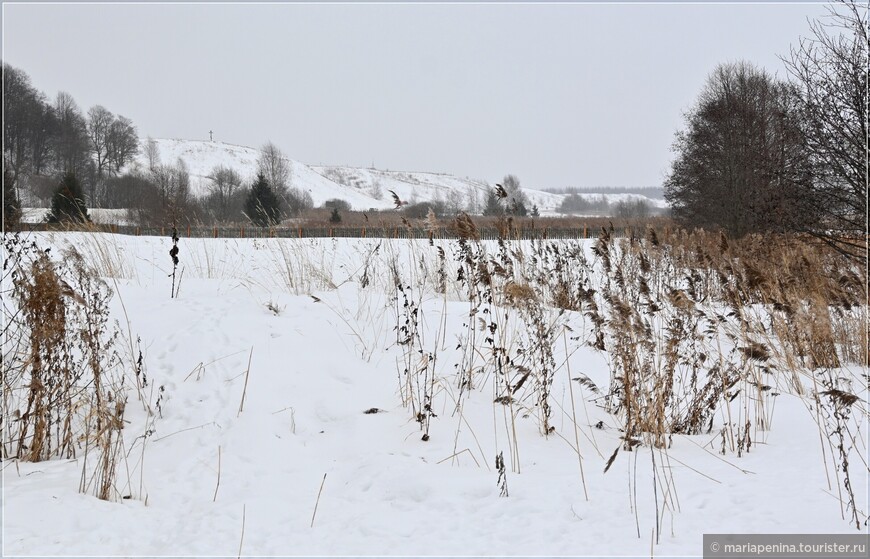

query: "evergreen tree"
left=3, top=167, right=21, bottom=230
left=329, top=207, right=342, bottom=224
left=48, top=172, right=90, bottom=223
left=244, top=172, right=281, bottom=227
left=507, top=198, right=528, bottom=217
left=483, top=189, right=504, bottom=216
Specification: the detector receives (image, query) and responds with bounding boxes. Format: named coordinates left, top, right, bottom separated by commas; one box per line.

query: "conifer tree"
left=2, top=167, right=22, bottom=230
left=244, top=172, right=282, bottom=227
left=48, top=172, right=90, bottom=223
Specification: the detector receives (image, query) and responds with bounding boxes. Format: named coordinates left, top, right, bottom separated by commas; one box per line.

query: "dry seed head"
left=453, top=213, right=480, bottom=241
left=504, top=281, right=537, bottom=305
left=425, top=208, right=438, bottom=234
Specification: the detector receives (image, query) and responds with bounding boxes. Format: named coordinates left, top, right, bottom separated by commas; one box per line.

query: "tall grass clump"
left=583, top=227, right=867, bottom=528
left=1, top=233, right=138, bottom=502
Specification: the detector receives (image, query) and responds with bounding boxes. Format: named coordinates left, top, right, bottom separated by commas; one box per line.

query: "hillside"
left=129, top=139, right=663, bottom=214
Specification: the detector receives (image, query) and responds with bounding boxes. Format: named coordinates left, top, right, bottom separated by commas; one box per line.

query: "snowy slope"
left=130, top=139, right=380, bottom=211
left=130, top=138, right=661, bottom=214
left=310, top=164, right=565, bottom=213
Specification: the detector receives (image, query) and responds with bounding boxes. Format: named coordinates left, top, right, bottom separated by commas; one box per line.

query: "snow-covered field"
left=3, top=231, right=866, bottom=557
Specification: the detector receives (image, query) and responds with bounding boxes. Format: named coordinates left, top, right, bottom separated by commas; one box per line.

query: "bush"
left=281, top=186, right=314, bottom=217
left=557, top=193, right=611, bottom=215
left=614, top=198, right=650, bottom=219
left=404, top=200, right=447, bottom=219
left=323, top=198, right=351, bottom=212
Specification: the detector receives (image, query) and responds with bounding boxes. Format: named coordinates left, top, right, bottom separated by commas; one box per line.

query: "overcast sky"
left=3, top=1, right=828, bottom=190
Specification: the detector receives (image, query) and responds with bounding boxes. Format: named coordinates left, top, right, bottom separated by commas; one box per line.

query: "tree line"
left=0, top=62, right=538, bottom=228
left=664, top=0, right=866, bottom=260
left=0, top=63, right=318, bottom=229
left=3, top=65, right=140, bottom=218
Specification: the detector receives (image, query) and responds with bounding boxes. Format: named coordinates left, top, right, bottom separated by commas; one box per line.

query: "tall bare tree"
left=28, top=98, right=56, bottom=176
left=147, top=158, right=192, bottom=226
left=206, top=165, right=243, bottom=221
left=87, top=105, right=114, bottom=178
left=665, top=61, right=811, bottom=236
left=51, top=92, right=91, bottom=177
left=106, top=115, right=139, bottom=173
left=784, top=0, right=868, bottom=259
left=257, top=141, right=291, bottom=194
left=3, top=64, right=47, bottom=192
left=143, top=136, right=161, bottom=172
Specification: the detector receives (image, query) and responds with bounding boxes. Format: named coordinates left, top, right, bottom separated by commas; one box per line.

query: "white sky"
left=2, top=1, right=828, bottom=189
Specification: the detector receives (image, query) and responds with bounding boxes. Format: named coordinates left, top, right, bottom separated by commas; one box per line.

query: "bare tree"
left=106, top=115, right=139, bottom=173
left=614, top=198, right=651, bottom=219
left=143, top=136, right=161, bottom=172
left=3, top=64, right=47, bottom=192
left=665, top=61, right=811, bottom=236
left=256, top=141, right=313, bottom=217
left=28, top=99, right=56, bottom=176
left=445, top=187, right=465, bottom=216
left=206, top=165, right=243, bottom=221
left=465, top=184, right=482, bottom=214
left=784, top=0, right=867, bottom=259
left=87, top=106, right=115, bottom=177
left=149, top=158, right=191, bottom=225
left=501, top=174, right=529, bottom=216
left=369, top=178, right=384, bottom=200
left=52, top=92, right=91, bottom=177
left=257, top=141, right=291, bottom=194
left=284, top=186, right=313, bottom=217
left=101, top=172, right=156, bottom=209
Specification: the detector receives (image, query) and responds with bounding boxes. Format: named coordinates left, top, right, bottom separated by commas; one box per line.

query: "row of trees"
left=3, top=64, right=140, bottom=209
left=9, top=162, right=296, bottom=229
left=665, top=1, right=866, bottom=259
left=558, top=193, right=657, bottom=217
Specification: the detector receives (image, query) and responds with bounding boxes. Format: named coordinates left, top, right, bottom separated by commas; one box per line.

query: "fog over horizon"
left=3, top=1, right=827, bottom=190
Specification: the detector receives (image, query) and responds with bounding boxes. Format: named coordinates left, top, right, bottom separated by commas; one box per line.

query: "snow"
left=19, top=207, right=133, bottom=226
left=130, top=138, right=381, bottom=211
left=128, top=138, right=663, bottom=213
left=3, top=231, right=864, bottom=557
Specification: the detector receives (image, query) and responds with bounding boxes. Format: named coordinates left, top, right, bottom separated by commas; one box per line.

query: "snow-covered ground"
left=3, top=232, right=864, bottom=557
left=19, top=208, right=133, bottom=226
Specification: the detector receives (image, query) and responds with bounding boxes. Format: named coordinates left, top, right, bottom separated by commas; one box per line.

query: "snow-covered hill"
left=129, top=138, right=663, bottom=214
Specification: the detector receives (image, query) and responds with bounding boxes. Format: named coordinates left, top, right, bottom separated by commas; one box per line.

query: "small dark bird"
left=388, top=190, right=407, bottom=209
left=494, top=184, right=508, bottom=199
left=310, top=295, right=321, bottom=303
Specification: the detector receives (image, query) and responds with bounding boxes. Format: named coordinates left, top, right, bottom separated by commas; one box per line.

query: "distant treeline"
left=556, top=194, right=667, bottom=218
left=543, top=186, right=664, bottom=199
